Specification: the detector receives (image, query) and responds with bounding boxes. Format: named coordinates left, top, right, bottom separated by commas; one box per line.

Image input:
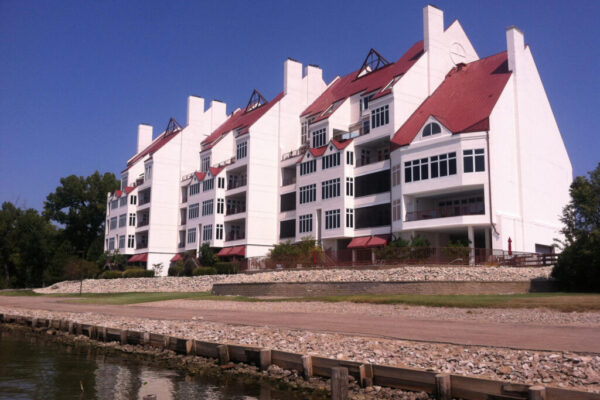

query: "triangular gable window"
left=165, top=117, right=183, bottom=136
left=357, top=48, right=390, bottom=78
left=245, top=89, right=268, bottom=112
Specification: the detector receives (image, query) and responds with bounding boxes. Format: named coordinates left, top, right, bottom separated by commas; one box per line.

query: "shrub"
left=442, top=241, right=471, bottom=260
left=101, top=270, right=123, bottom=279
left=199, top=243, right=216, bottom=266
left=122, top=268, right=154, bottom=278
left=552, top=234, right=600, bottom=291
left=214, top=261, right=240, bottom=275
left=183, top=257, right=198, bottom=276
left=168, top=261, right=184, bottom=277
left=193, top=266, right=217, bottom=276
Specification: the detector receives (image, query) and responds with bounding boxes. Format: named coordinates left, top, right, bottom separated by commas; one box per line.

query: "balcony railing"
left=225, top=232, right=245, bottom=242
left=405, top=202, right=485, bottom=222
left=136, top=242, right=148, bottom=250
left=281, top=144, right=308, bottom=161
left=216, top=157, right=236, bottom=168
left=226, top=206, right=246, bottom=216
left=282, top=176, right=296, bottom=186
left=137, top=219, right=150, bottom=227
left=227, top=177, right=247, bottom=190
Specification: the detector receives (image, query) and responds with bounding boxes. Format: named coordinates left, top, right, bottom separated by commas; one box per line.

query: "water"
left=0, top=329, right=324, bottom=400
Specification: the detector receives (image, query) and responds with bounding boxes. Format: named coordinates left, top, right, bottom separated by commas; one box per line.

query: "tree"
left=43, top=171, right=119, bottom=260
left=199, top=243, right=216, bottom=266
left=551, top=163, right=600, bottom=291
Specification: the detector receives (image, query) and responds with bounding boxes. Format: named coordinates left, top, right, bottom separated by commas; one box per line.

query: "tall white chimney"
left=208, top=100, right=227, bottom=131
left=304, top=64, right=325, bottom=104
left=284, top=58, right=303, bottom=96
left=506, top=26, right=525, bottom=73
left=187, top=95, right=205, bottom=127
left=423, top=5, right=445, bottom=95
left=137, top=124, right=153, bottom=153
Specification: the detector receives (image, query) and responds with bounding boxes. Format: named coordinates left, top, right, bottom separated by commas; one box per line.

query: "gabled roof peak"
left=357, top=48, right=391, bottom=78
left=165, top=117, right=183, bottom=136
left=245, top=89, right=268, bottom=112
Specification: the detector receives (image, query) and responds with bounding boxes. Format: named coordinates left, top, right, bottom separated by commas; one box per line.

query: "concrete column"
left=484, top=227, right=491, bottom=262
left=351, top=249, right=357, bottom=264
left=467, top=226, right=475, bottom=265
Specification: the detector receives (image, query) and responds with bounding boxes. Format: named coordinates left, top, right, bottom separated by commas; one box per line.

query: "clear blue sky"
left=1, top=0, right=598, bottom=210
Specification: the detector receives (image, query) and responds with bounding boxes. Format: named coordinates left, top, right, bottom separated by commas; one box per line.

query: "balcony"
left=136, top=241, right=148, bottom=250
left=225, top=232, right=245, bottom=242
left=138, top=188, right=151, bottom=206
left=228, top=176, right=247, bottom=190
left=226, top=204, right=246, bottom=216
left=405, top=202, right=485, bottom=222
left=281, top=145, right=308, bottom=161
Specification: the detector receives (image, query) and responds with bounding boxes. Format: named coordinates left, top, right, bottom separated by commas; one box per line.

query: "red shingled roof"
left=194, top=172, right=206, bottom=181
left=201, top=92, right=284, bottom=146
left=209, top=166, right=225, bottom=177
left=125, top=128, right=182, bottom=171
left=392, top=51, right=511, bottom=149
left=301, top=41, right=424, bottom=121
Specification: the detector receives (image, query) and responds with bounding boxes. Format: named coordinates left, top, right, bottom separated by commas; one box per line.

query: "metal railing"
left=216, top=157, right=236, bottom=168
left=282, top=176, right=296, bottom=186
left=405, top=202, right=485, bottom=222
left=225, top=232, right=245, bottom=242
left=135, top=242, right=148, bottom=250
left=226, top=206, right=246, bottom=216
left=227, top=177, right=247, bottom=190
left=281, top=145, right=308, bottom=161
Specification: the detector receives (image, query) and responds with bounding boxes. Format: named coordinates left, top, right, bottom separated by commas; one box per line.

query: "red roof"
left=170, top=254, right=183, bottom=262
left=366, top=235, right=389, bottom=248
left=392, top=52, right=511, bottom=149
left=209, top=166, right=225, bottom=177
left=125, top=129, right=182, bottom=171
left=114, top=190, right=123, bottom=198
left=347, top=236, right=371, bottom=249
left=217, top=246, right=245, bottom=257
left=202, top=92, right=284, bottom=147
left=331, top=139, right=353, bottom=150
left=217, top=247, right=232, bottom=256
left=124, top=186, right=136, bottom=194
left=301, top=41, right=424, bottom=121
left=194, top=172, right=206, bottom=181
left=296, top=139, right=352, bottom=164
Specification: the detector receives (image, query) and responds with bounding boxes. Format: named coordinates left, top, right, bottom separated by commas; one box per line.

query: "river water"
left=0, top=329, right=324, bottom=400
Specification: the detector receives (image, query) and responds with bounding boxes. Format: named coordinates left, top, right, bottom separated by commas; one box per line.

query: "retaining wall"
left=211, top=280, right=557, bottom=297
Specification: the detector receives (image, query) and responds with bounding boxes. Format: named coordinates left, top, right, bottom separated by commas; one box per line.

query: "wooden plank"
left=217, top=344, right=229, bottom=365
left=331, top=367, right=349, bottom=400
left=106, top=328, right=122, bottom=343
left=167, top=337, right=188, bottom=354
left=193, top=340, right=220, bottom=359
left=451, top=375, right=528, bottom=400
left=228, top=344, right=262, bottom=363
left=271, top=350, right=304, bottom=372
left=148, top=333, right=164, bottom=348
left=372, top=364, right=436, bottom=393
left=312, top=356, right=362, bottom=380
left=546, top=387, right=600, bottom=400
left=126, top=330, right=142, bottom=346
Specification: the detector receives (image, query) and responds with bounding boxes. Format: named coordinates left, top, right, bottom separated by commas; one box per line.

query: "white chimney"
left=424, top=5, right=444, bottom=53
left=284, top=58, right=303, bottom=95
left=304, top=64, right=325, bottom=104
left=187, top=95, right=205, bottom=127
left=506, top=26, right=525, bottom=73
left=208, top=100, right=227, bottom=131
left=137, top=124, right=153, bottom=153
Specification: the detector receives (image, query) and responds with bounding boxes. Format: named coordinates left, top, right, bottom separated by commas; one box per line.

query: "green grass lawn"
left=1, top=290, right=599, bottom=311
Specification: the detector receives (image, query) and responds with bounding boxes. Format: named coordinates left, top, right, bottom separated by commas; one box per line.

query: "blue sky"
left=1, top=0, right=598, bottom=210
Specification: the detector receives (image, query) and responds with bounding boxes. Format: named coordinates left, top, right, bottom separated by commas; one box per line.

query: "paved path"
left=1, top=296, right=598, bottom=353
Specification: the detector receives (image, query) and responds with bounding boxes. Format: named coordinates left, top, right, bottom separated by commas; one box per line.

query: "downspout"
left=486, top=130, right=499, bottom=236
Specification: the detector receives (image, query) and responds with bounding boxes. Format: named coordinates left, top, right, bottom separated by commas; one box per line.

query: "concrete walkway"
left=1, top=296, right=598, bottom=354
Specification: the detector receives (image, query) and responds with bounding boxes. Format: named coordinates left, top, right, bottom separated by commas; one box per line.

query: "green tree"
left=199, top=243, right=216, bottom=266
left=43, top=171, right=119, bottom=260
left=552, top=163, right=600, bottom=291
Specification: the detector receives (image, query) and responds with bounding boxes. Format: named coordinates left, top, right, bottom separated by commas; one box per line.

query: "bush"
left=551, top=234, right=600, bottom=291
left=183, top=257, right=198, bottom=276
left=442, top=241, right=471, bottom=260
left=101, top=270, right=123, bottom=279
left=193, top=266, right=217, bottom=276
left=168, top=262, right=184, bottom=277
left=122, top=268, right=154, bottom=278
left=214, top=261, right=240, bottom=275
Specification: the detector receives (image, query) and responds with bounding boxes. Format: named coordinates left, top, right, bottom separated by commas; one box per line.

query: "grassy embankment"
left=1, top=290, right=599, bottom=311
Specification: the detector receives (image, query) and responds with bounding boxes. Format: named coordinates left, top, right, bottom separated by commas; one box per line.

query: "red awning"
left=170, top=254, right=183, bottom=262
left=347, top=236, right=371, bottom=249
left=366, top=235, right=389, bottom=248
left=137, top=253, right=148, bottom=262
left=230, top=246, right=245, bottom=257
left=217, top=247, right=232, bottom=256
left=128, top=254, right=140, bottom=262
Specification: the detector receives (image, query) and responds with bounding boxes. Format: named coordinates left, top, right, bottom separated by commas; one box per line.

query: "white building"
left=104, top=5, right=571, bottom=274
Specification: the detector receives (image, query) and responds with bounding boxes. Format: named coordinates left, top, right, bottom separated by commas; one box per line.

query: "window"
left=322, top=152, right=340, bottom=170
left=299, top=159, right=317, bottom=176
left=128, top=213, right=136, bottom=226
left=201, top=156, right=210, bottom=172
left=217, top=198, right=224, bottom=214
left=236, top=141, right=248, bottom=159
left=110, top=217, right=117, bottom=230
left=299, top=184, right=316, bottom=204
left=187, top=228, right=196, bottom=244
left=346, top=177, right=354, bottom=196
left=422, top=122, right=441, bottom=137
left=216, top=224, right=223, bottom=240
left=119, top=196, right=127, bottom=207
left=127, top=235, right=135, bottom=249
left=202, top=199, right=214, bottom=216
left=144, top=163, right=152, bottom=180
left=430, top=156, right=439, bottom=179
left=121, top=173, right=128, bottom=189
left=355, top=170, right=390, bottom=197
left=299, top=214, right=313, bottom=233
left=108, top=237, right=115, bottom=250
left=280, top=219, right=296, bottom=238
left=322, top=178, right=340, bottom=200
left=301, top=121, right=309, bottom=145
left=280, top=192, right=296, bottom=212
left=355, top=203, right=390, bottom=229
left=392, top=199, right=402, bottom=221
left=217, top=177, right=225, bottom=189
left=464, top=149, right=485, bottom=173
left=203, top=225, right=212, bottom=242
left=312, top=128, right=326, bottom=148
left=118, top=214, right=126, bottom=228
left=362, top=119, right=370, bottom=134
left=130, top=195, right=137, bottom=205
left=111, top=199, right=119, bottom=210
left=361, top=94, right=374, bottom=111
left=392, top=164, right=402, bottom=186
left=189, top=183, right=200, bottom=196
left=346, top=151, right=354, bottom=165
left=405, top=152, right=457, bottom=183
left=325, top=209, right=340, bottom=229
left=119, top=235, right=125, bottom=249
left=346, top=208, right=354, bottom=228
left=371, top=105, right=389, bottom=128
left=203, top=178, right=214, bottom=191
left=360, top=149, right=371, bottom=166
left=189, top=203, right=199, bottom=219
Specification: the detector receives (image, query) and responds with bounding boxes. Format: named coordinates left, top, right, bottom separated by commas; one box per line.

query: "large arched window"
left=422, top=122, right=441, bottom=137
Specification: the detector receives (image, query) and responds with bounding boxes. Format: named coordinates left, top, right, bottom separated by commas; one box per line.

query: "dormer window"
left=423, top=122, right=441, bottom=137
left=357, top=48, right=390, bottom=78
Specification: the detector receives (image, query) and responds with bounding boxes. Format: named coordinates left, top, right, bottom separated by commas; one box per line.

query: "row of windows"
left=322, top=178, right=340, bottom=200
left=189, top=183, right=200, bottom=196
left=299, top=159, right=316, bottom=176
left=203, top=178, right=214, bottom=191
left=299, top=184, right=316, bottom=204
left=189, top=204, right=200, bottom=219
left=405, top=152, right=457, bottom=183
left=322, top=152, right=340, bottom=170
left=312, top=128, right=327, bottom=148
left=371, top=105, right=389, bottom=129
left=324, top=209, right=340, bottom=229
left=187, top=228, right=196, bottom=243
left=203, top=225, right=212, bottom=242
left=297, top=209, right=353, bottom=234
left=236, top=141, right=247, bottom=159
left=464, top=149, right=485, bottom=173
left=107, top=234, right=136, bottom=250
left=298, top=214, right=313, bottom=233
left=202, top=199, right=214, bottom=216
left=109, top=195, right=137, bottom=211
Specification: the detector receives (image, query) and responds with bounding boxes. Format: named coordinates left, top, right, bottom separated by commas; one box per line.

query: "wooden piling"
left=435, top=373, right=451, bottom=400
left=217, top=344, right=230, bottom=365
left=142, top=332, right=150, bottom=346
left=120, top=329, right=128, bottom=345
left=302, top=355, right=313, bottom=379
left=331, top=367, right=348, bottom=400
left=528, top=385, right=546, bottom=400
left=359, top=364, right=373, bottom=388
left=186, top=339, right=194, bottom=355
left=259, top=349, right=272, bottom=371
